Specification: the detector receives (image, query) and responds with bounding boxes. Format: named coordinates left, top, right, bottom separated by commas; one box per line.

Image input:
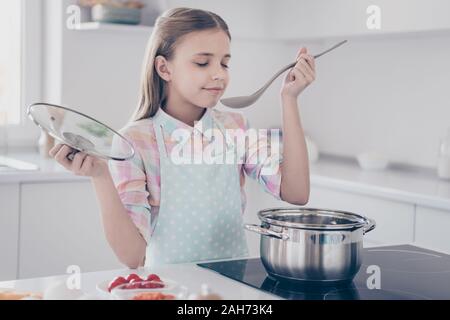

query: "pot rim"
left=257, top=207, right=374, bottom=231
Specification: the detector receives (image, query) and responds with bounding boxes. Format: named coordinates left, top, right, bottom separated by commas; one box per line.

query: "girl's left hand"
left=280, top=47, right=316, bottom=99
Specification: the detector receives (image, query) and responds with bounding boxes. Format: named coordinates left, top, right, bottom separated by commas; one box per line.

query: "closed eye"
left=196, top=63, right=229, bottom=69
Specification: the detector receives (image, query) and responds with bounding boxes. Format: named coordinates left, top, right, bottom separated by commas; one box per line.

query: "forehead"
left=175, top=29, right=231, bottom=59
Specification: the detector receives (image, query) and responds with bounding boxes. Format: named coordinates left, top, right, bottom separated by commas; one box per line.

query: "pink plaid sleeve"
left=109, top=128, right=151, bottom=244
left=240, top=115, right=283, bottom=200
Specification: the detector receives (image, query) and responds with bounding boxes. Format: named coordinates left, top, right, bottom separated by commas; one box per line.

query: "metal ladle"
left=220, top=40, right=348, bottom=109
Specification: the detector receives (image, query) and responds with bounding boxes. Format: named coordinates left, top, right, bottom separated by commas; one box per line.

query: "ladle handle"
left=258, top=40, right=348, bottom=95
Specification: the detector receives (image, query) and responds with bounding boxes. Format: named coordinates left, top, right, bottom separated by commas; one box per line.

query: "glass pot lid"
left=27, top=103, right=135, bottom=161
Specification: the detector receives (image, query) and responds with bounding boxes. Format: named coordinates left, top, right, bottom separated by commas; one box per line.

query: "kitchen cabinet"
left=307, top=186, right=415, bottom=245
left=19, top=181, right=121, bottom=279
left=415, top=206, right=450, bottom=254
left=166, top=0, right=450, bottom=42
left=268, top=0, right=450, bottom=41
left=0, top=183, right=20, bottom=281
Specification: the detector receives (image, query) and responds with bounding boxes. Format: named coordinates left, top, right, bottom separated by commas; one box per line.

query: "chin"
left=204, top=102, right=219, bottom=108
left=196, top=98, right=220, bottom=108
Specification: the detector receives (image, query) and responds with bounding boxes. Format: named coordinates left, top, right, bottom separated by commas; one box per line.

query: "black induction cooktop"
left=197, top=245, right=450, bottom=300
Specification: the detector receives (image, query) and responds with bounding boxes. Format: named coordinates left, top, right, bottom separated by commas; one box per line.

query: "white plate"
left=96, top=277, right=178, bottom=299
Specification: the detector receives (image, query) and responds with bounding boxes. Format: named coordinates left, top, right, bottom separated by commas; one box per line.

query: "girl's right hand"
left=280, top=47, right=316, bottom=100
left=49, top=144, right=109, bottom=178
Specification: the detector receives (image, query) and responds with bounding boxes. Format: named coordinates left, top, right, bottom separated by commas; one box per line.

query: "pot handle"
left=244, top=224, right=290, bottom=241
left=363, top=218, right=376, bottom=234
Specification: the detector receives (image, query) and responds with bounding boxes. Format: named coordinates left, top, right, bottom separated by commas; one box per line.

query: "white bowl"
left=356, top=152, right=389, bottom=170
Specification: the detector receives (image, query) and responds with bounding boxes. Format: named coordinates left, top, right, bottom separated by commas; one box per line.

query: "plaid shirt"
left=109, top=107, right=283, bottom=243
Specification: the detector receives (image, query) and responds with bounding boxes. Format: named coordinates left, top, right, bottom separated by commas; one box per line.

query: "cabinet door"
left=307, top=186, right=415, bottom=246
left=415, top=206, right=450, bottom=254
left=19, top=181, right=122, bottom=279
left=0, top=183, right=19, bottom=281
left=269, top=0, right=450, bottom=40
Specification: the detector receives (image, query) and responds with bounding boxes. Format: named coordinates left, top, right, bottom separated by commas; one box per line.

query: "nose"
left=212, top=65, right=227, bottom=81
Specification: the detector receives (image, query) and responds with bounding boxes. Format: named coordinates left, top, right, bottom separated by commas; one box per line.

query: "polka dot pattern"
left=145, top=122, right=249, bottom=267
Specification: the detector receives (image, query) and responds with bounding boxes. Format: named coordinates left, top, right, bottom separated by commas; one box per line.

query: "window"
left=0, top=0, right=22, bottom=125
left=0, top=0, right=42, bottom=148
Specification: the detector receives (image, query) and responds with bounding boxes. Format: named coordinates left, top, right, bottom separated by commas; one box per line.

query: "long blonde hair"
left=131, top=7, right=231, bottom=122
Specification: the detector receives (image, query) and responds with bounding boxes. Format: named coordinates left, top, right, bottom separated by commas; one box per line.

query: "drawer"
left=308, top=186, right=415, bottom=245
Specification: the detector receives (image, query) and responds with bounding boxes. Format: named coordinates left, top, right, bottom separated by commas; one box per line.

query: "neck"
left=163, top=90, right=206, bottom=127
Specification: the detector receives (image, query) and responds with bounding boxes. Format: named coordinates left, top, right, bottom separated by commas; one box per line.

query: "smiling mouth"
left=204, top=88, right=223, bottom=94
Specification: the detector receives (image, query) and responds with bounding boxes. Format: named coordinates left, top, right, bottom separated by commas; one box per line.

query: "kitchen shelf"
left=73, top=23, right=450, bottom=42
left=74, top=22, right=154, bottom=34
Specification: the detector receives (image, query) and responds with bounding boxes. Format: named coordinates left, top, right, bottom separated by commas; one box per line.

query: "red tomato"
left=129, top=278, right=142, bottom=284
left=146, top=274, right=162, bottom=282
left=138, top=282, right=149, bottom=289
left=126, top=274, right=143, bottom=283
left=124, top=282, right=141, bottom=290
left=107, top=276, right=127, bottom=292
left=141, top=281, right=165, bottom=289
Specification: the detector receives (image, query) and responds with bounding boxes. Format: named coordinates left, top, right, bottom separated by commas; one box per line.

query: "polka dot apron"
left=145, top=116, right=249, bottom=267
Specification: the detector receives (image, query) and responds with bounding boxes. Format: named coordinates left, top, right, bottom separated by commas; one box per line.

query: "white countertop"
left=310, top=154, right=450, bottom=211
left=0, top=148, right=88, bottom=183
left=1, top=148, right=450, bottom=210
left=0, top=257, right=280, bottom=300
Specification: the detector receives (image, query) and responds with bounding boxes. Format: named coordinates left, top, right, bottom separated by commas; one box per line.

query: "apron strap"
left=153, top=123, right=168, bottom=159
left=211, top=115, right=233, bottom=150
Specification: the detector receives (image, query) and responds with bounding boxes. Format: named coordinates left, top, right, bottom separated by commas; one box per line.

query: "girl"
left=49, top=7, right=315, bottom=268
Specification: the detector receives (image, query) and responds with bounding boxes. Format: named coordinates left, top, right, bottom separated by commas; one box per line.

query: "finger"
left=296, top=59, right=315, bottom=80
left=296, top=47, right=308, bottom=60
left=54, top=145, right=74, bottom=170
left=294, top=64, right=313, bottom=82
left=297, top=53, right=315, bottom=70
left=288, top=69, right=297, bottom=82
left=71, top=152, right=88, bottom=172
left=291, top=68, right=306, bottom=82
left=79, top=155, right=93, bottom=175
left=285, top=68, right=295, bottom=82
left=299, top=54, right=315, bottom=71
left=306, top=54, right=315, bottom=71
left=293, top=66, right=313, bottom=84
left=49, top=144, right=64, bottom=158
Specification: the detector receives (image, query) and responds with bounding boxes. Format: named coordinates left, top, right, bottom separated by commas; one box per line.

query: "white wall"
left=296, top=34, right=450, bottom=169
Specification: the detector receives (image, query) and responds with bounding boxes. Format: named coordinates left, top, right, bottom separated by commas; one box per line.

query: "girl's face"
left=160, top=29, right=231, bottom=109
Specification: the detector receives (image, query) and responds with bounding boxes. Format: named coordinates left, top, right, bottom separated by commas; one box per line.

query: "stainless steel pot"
left=245, top=207, right=376, bottom=284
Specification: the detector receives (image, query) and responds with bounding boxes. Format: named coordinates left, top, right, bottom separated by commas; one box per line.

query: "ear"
left=154, top=55, right=172, bottom=82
